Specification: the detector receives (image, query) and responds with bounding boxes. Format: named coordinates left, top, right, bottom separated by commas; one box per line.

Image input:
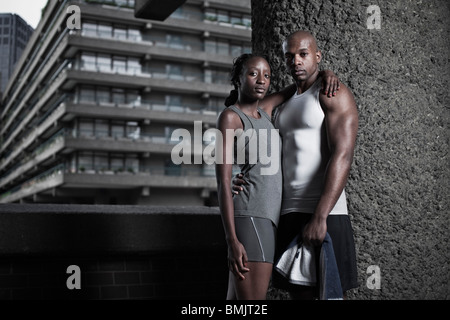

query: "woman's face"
left=238, top=57, right=271, bottom=102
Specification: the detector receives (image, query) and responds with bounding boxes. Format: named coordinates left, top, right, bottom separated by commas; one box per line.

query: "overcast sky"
left=0, top=0, right=49, bottom=29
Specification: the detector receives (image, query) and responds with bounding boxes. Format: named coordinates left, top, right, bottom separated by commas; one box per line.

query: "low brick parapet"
left=0, top=204, right=228, bottom=299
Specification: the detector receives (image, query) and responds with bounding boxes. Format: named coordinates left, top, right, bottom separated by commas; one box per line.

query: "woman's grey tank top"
left=228, top=105, right=282, bottom=227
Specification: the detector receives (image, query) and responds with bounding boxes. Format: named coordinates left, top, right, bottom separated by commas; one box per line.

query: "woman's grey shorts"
left=234, top=216, right=277, bottom=264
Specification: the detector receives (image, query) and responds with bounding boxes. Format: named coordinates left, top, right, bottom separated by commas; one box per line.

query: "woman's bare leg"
left=227, top=262, right=273, bottom=300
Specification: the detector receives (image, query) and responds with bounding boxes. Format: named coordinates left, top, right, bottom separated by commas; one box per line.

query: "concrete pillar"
left=251, top=0, right=449, bottom=299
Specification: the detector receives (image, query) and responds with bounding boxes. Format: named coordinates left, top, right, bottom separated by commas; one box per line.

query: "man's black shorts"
left=272, top=212, right=359, bottom=293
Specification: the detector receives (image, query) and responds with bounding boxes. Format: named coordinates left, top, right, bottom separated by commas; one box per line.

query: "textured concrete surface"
left=252, top=0, right=449, bottom=299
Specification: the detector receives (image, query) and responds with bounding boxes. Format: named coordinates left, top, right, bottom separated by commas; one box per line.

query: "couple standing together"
left=216, top=30, right=359, bottom=300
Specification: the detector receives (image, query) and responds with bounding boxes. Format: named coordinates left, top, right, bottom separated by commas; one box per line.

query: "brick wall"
left=0, top=204, right=228, bottom=300
left=0, top=253, right=228, bottom=300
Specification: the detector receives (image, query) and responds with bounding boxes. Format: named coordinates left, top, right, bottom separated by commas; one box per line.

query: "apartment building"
left=0, top=13, right=34, bottom=95
left=0, top=0, right=251, bottom=205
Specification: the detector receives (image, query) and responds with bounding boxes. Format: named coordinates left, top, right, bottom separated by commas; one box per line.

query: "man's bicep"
left=321, top=88, right=358, bottom=151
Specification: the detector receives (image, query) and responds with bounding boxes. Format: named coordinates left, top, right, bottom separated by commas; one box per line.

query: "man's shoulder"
left=319, top=82, right=355, bottom=112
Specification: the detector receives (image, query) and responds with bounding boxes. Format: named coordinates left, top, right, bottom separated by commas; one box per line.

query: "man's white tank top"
left=273, top=77, right=348, bottom=215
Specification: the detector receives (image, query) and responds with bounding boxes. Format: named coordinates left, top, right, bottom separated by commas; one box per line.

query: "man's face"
left=283, top=36, right=321, bottom=83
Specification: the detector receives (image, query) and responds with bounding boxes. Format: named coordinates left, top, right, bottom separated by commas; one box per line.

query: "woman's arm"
left=319, top=69, right=341, bottom=97
left=215, top=110, right=250, bottom=280
left=259, top=83, right=296, bottom=116
left=259, top=70, right=341, bottom=115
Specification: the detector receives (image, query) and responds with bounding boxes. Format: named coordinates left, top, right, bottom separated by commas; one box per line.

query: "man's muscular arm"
left=302, top=83, right=358, bottom=246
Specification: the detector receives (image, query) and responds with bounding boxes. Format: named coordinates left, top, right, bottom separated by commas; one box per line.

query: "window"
left=116, top=0, right=130, bottom=7
left=69, top=156, right=77, bottom=173
left=204, top=39, right=216, bottom=54
left=127, top=90, right=140, bottom=105
left=217, top=40, right=229, bottom=55
left=82, top=22, right=97, bottom=37
left=97, top=87, right=111, bottom=105
left=94, top=152, right=109, bottom=171
left=212, top=69, right=228, bottom=84
left=165, top=95, right=182, bottom=106
left=204, top=69, right=212, bottom=83
left=112, top=56, right=127, bottom=74
left=230, top=14, right=242, bottom=26
left=125, top=155, right=139, bottom=173
left=79, top=119, right=94, bottom=137
left=204, top=9, right=217, bottom=22
left=95, top=119, right=109, bottom=138
left=167, top=34, right=183, bottom=49
left=113, top=25, right=127, bottom=40
left=111, top=153, right=125, bottom=172
left=128, top=28, right=141, bottom=41
left=166, top=64, right=182, bottom=80
left=243, top=15, right=252, bottom=27
left=81, top=53, right=96, bottom=71
left=171, top=7, right=184, bottom=19
left=97, top=54, right=111, bottom=72
left=231, top=44, right=242, bottom=57
left=79, top=86, right=95, bottom=103
left=111, top=121, right=125, bottom=139
left=112, top=88, right=125, bottom=105
left=126, top=121, right=140, bottom=139
left=217, top=10, right=229, bottom=23
left=79, top=152, right=94, bottom=171
left=127, top=57, right=141, bottom=75
left=98, top=24, right=112, bottom=38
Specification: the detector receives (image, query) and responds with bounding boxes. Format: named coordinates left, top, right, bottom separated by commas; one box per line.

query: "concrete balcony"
left=0, top=163, right=216, bottom=204
left=62, top=101, right=219, bottom=124
left=62, top=69, right=231, bottom=96
left=66, top=31, right=236, bottom=69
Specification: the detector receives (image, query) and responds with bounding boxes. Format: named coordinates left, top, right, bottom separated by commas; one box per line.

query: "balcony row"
left=2, top=9, right=249, bottom=125
left=0, top=57, right=228, bottom=155
left=0, top=92, right=221, bottom=174
left=2, top=43, right=233, bottom=134
left=0, top=123, right=222, bottom=188
left=0, top=162, right=220, bottom=204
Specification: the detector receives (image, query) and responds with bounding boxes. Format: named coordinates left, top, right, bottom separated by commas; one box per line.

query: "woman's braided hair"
left=224, top=53, right=258, bottom=107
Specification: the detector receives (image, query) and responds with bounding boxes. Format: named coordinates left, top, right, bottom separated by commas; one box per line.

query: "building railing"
left=76, top=61, right=230, bottom=84
left=0, top=124, right=221, bottom=188
left=84, top=0, right=135, bottom=9
left=0, top=56, right=225, bottom=159
left=74, top=97, right=223, bottom=114
left=0, top=91, right=222, bottom=174
left=0, top=162, right=221, bottom=202
left=0, top=129, right=66, bottom=187
left=0, top=93, right=68, bottom=166
left=0, top=164, right=65, bottom=202
left=0, top=60, right=73, bottom=148
left=82, top=0, right=250, bottom=29
left=77, top=28, right=251, bottom=56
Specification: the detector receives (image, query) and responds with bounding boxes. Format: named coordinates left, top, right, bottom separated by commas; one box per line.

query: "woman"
left=216, top=53, right=338, bottom=300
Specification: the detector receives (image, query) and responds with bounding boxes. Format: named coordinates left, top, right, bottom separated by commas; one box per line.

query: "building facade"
left=0, top=13, right=34, bottom=96
left=0, top=0, right=251, bottom=205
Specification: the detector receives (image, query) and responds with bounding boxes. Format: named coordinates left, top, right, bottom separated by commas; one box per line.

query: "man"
left=234, top=30, right=359, bottom=299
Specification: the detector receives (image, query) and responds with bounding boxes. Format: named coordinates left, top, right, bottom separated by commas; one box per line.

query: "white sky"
left=0, top=0, right=49, bottom=29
